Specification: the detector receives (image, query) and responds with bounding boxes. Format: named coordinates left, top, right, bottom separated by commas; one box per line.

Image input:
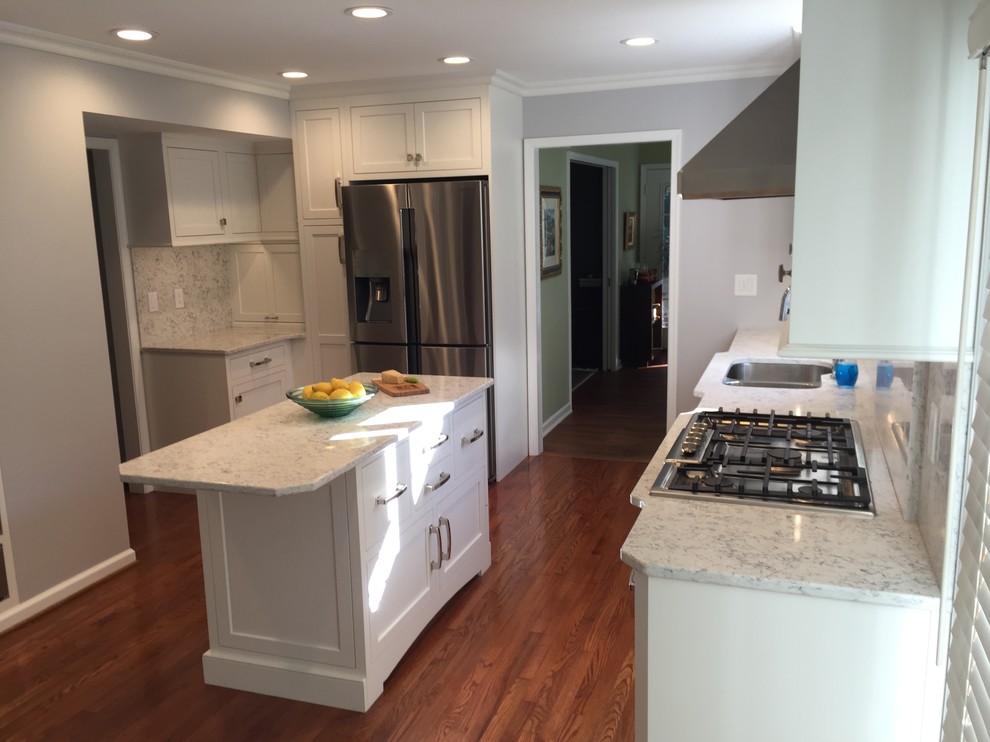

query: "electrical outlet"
left=174, top=288, right=184, bottom=309
left=148, top=291, right=158, bottom=312
left=734, top=274, right=758, bottom=296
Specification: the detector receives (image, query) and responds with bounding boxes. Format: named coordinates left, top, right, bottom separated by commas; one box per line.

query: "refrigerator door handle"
left=334, top=177, right=342, bottom=209
left=339, top=234, right=346, bottom=265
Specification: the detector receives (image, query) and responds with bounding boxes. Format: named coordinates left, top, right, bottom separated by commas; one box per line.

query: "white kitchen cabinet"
left=230, top=242, right=304, bottom=325
left=781, top=0, right=976, bottom=361
left=300, top=225, right=352, bottom=380
left=350, top=98, right=484, bottom=176
left=120, top=134, right=298, bottom=246
left=142, top=341, right=293, bottom=450
left=293, top=108, right=344, bottom=222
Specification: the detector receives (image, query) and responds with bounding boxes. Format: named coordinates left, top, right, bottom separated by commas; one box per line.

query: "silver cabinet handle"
left=234, top=394, right=243, bottom=404
left=338, top=237, right=346, bottom=265
left=462, top=428, right=484, bottom=445
left=414, top=153, right=423, bottom=163
left=249, top=357, right=272, bottom=368
left=425, top=472, right=451, bottom=493
left=428, top=433, right=449, bottom=451
left=406, top=153, right=415, bottom=162
left=439, top=516, right=452, bottom=561
left=375, top=482, right=407, bottom=506
left=263, top=315, right=279, bottom=321
left=334, top=177, right=342, bottom=209
left=220, top=217, right=227, bottom=227
left=429, top=524, right=442, bottom=571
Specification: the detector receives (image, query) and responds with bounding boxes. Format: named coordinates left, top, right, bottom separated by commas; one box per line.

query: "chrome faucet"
left=779, top=286, right=792, bottom=321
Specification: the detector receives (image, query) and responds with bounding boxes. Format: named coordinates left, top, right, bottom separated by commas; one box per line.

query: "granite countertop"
left=620, top=327, right=938, bottom=609
left=119, top=374, right=492, bottom=496
left=141, top=328, right=305, bottom=354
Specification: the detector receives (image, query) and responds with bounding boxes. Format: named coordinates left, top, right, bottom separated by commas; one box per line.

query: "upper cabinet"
left=119, top=134, right=298, bottom=246
left=293, top=108, right=345, bottom=222
left=350, top=98, right=484, bottom=175
left=781, top=0, right=976, bottom=360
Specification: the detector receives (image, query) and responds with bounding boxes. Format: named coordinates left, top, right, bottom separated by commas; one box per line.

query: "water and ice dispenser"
left=354, top=277, right=392, bottom=323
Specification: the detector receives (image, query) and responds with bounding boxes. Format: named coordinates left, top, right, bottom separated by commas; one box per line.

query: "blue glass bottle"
left=876, top=360, right=894, bottom=389
left=834, top=360, right=858, bottom=388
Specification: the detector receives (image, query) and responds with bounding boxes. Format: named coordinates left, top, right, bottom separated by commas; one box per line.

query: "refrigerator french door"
left=342, top=178, right=494, bottom=469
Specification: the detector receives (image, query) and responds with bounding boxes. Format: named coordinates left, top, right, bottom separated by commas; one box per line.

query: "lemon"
left=329, top=388, right=354, bottom=400
left=302, top=384, right=315, bottom=399
left=331, top=377, right=349, bottom=390
left=313, top=381, right=333, bottom=394
left=311, top=390, right=331, bottom=400
left=348, top=381, right=366, bottom=397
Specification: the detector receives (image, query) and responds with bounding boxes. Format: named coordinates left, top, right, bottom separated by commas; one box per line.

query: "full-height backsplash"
left=130, top=245, right=231, bottom=345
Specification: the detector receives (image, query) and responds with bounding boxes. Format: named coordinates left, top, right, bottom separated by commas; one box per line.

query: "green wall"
left=539, top=141, right=671, bottom=427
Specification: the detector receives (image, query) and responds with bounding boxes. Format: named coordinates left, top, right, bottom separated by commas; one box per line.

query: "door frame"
left=567, top=152, right=619, bottom=376
left=523, top=130, right=682, bottom=456
left=86, top=137, right=152, bottom=468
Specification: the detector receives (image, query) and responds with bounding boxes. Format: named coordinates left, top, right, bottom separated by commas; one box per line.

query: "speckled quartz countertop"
left=620, top=327, right=938, bottom=609
left=119, top=374, right=492, bottom=496
left=141, top=328, right=305, bottom=354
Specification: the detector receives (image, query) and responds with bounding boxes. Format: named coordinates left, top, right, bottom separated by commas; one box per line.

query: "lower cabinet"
left=192, top=391, right=491, bottom=711
left=142, top=341, right=293, bottom=449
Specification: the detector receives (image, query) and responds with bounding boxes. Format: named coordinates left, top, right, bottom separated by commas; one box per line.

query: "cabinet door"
left=415, top=99, right=483, bottom=172
left=230, top=371, right=290, bottom=420
left=305, top=226, right=352, bottom=378
left=268, top=243, right=305, bottom=323
left=224, top=151, right=262, bottom=237
left=434, top=468, right=490, bottom=605
left=230, top=244, right=271, bottom=322
left=165, top=146, right=226, bottom=238
left=294, top=109, right=344, bottom=221
left=257, top=153, right=299, bottom=233
left=350, top=103, right=416, bottom=174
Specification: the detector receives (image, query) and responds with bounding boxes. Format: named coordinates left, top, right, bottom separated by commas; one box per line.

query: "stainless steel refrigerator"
left=342, top=178, right=494, bottom=469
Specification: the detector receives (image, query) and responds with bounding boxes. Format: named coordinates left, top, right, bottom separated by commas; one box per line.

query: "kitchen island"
left=120, top=373, right=493, bottom=711
left=621, top=328, right=942, bottom=742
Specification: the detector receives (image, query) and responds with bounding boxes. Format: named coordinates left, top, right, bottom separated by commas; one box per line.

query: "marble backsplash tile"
left=130, top=245, right=231, bottom=345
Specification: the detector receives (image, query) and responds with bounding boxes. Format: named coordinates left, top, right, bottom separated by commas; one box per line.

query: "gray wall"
left=525, top=76, right=796, bottom=415
left=0, top=42, right=289, bottom=603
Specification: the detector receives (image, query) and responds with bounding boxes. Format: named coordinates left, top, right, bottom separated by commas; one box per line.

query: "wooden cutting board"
left=373, top=378, right=430, bottom=397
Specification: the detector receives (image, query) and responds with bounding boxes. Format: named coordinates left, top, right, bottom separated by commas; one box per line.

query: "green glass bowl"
left=286, top=383, right=377, bottom=418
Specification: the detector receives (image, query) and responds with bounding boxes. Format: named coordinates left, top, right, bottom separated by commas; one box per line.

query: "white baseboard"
left=542, top=403, right=572, bottom=437
left=0, top=548, right=136, bottom=634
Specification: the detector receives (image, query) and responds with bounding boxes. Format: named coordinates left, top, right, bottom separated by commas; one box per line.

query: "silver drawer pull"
left=429, top=433, right=449, bottom=450
left=263, top=315, right=279, bottom=321
left=462, top=428, right=484, bottom=445
left=425, top=472, right=451, bottom=493
left=440, top=516, right=452, bottom=560
left=429, top=524, right=442, bottom=570
left=375, top=483, right=408, bottom=506
left=249, top=357, right=273, bottom=368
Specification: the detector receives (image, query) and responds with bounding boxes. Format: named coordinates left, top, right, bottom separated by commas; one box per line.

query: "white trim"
left=524, top=130, right=683, bottom=456
left=0, top=549, right=136, bottom=635
left=542, top=403, right=573, bottom=438
left=0, top=22, right=289, bottom=100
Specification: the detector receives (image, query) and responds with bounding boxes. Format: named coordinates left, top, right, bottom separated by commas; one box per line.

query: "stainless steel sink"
left=722, top=359, right=833, bottom=389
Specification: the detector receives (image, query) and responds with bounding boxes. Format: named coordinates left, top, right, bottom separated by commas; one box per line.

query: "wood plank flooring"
left=0, top=460, right=648, bottom=740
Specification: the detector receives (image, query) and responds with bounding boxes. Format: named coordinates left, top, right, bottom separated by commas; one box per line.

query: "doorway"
left=524, top=131, right=682, bottom=457
left=86, top=138, right=150, bottom=480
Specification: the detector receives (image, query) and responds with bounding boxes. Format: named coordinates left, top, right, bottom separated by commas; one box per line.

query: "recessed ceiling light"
left=111, top=28, right=157, bottom=42
left=281, top=71, right=309, bottom=79
left=345, top=6, right=391, bottom=19
left=442, top=56, right=471, bottom=65
left=622, top=37, right=657, bottom=47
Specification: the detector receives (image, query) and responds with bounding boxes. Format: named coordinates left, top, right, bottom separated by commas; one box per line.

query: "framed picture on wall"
left=540, top=186, right=563, bottom=278
left=624, top=212, right=638, bottom=251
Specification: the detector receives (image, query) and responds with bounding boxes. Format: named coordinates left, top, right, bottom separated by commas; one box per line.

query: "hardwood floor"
left=0, top=464, right=644, bottom=741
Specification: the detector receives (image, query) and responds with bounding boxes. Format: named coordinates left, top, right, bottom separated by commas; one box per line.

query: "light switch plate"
left=148, top=291, right=158, bottom=312
left=174, top=288, right=184, bottom=309
left=734, top=274, right=758, bottom=296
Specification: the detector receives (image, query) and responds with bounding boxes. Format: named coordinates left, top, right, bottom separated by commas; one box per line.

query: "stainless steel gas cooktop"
left=650, top=409, right=875, bottom=516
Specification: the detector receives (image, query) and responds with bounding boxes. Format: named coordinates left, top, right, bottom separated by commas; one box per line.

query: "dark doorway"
left=569, top=161, right=605, bottom=372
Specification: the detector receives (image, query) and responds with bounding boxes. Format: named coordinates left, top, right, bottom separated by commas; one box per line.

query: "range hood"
left=678, top=60, right=799, bottom=200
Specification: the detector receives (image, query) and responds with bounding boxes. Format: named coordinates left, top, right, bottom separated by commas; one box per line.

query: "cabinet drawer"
left=360, top=441, right=412, bottom=553
left=454, top=394, right=487, bottom=477
left=228, top=343, right=287, bottom=381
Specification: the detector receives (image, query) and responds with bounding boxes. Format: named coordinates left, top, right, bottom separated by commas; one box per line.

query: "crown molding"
left=0, top=22, right=290, bottom=100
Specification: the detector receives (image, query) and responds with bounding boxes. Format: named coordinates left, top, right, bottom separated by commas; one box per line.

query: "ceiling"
left=0, top=0, right=802, bottom=93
